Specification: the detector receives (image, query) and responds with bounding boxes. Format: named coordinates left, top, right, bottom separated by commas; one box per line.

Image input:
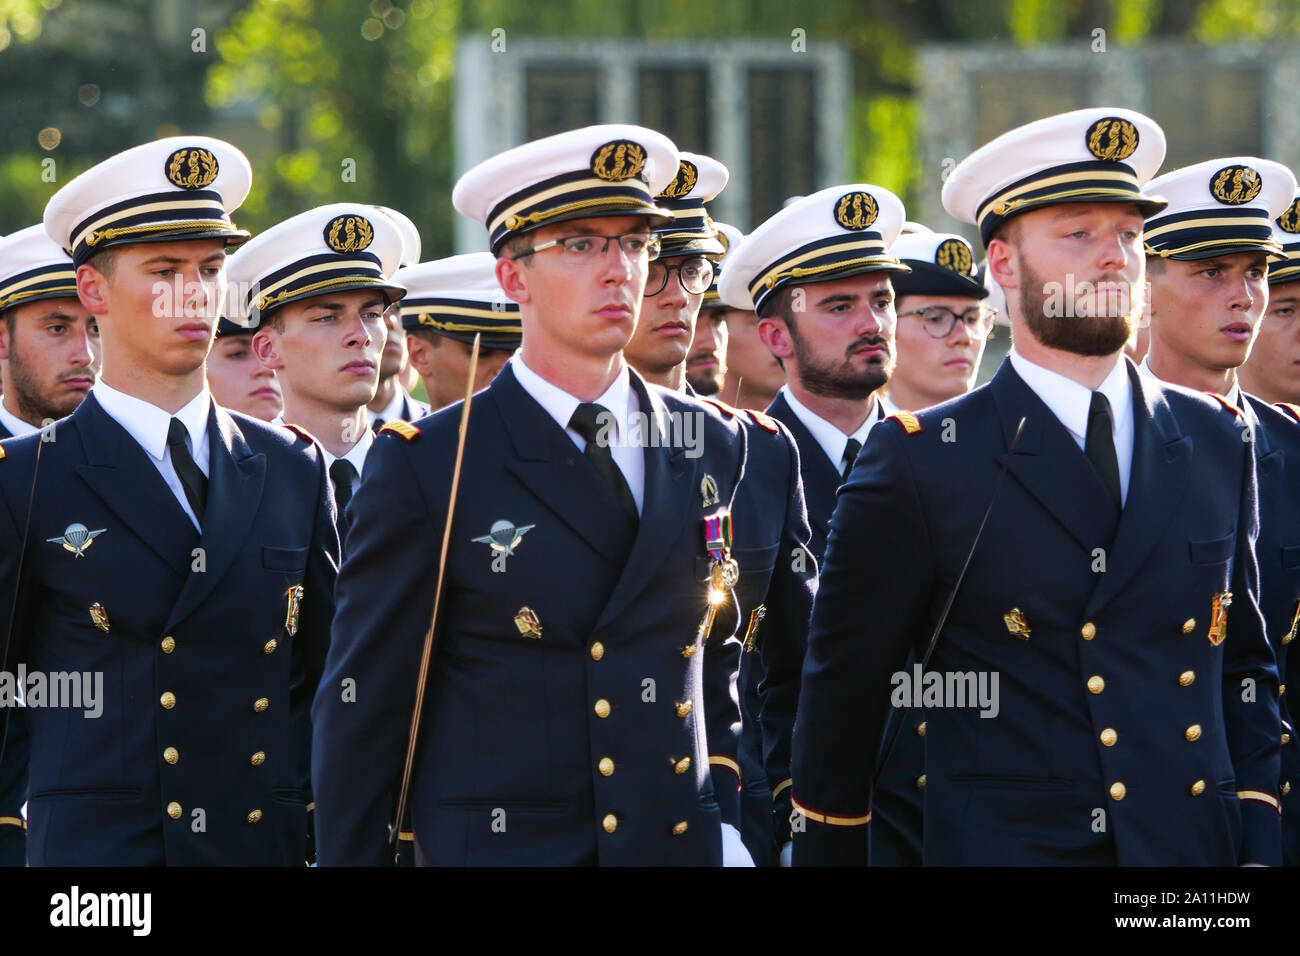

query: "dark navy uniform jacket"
left=0, top=395, right=339, bottom=865
left=702, top=400, right=816, bottom=866
left=1244, top=396, right=1300, bottom=864
left=766, top=391, right=924, bottom=865
left=788, top=359, right=1282, bottom=866
left=313, top=365, right=753, bottom=865
left=0, top=419, right=28, bottom=865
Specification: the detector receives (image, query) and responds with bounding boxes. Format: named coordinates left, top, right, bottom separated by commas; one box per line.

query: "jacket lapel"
left=1084, top=364, right=1192, bottom=615
left=72, top=394, right=196, bottom=577
left=165, top=405, right=266, bottom=630
left=497, top=366, right=637, bottom=567
left=766, top=392, right=841, bottom=537
left=594, top=373, right=698, bottom=630
left=990, top=360, right=1119, bottom=556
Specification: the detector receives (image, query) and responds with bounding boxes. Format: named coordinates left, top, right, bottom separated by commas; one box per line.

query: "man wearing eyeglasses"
left=624, top=153, right=727, bottom=394
left=313, top=126, right=773, bottom=866
left=885, top=231, right=994, bottom=413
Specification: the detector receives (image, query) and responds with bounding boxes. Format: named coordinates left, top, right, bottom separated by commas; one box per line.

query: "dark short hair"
left=757, top=284, right=798, bottom=334
left=85, top=246, right=121, bottom=278
left=405, top=327, right=440, bottom=348
left=988, top=217, right=1022, bottom=247
left=498, top=231, right=536, bottom=263
left=1144, top=255, right=1165, bottom=275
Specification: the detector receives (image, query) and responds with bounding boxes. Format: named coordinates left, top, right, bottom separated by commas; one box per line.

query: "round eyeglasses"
left=896, top=305, right=996, bottom=339
left=644, top=256, right=715, bottom=297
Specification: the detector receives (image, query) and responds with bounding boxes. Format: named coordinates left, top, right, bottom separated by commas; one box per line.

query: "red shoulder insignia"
left=282, top=422, right=319, bottom=443
left=745, top=409, right=780, bottom=434
left=1275, top=402, right=1300, bottom=424
left=378, top=419, right=420, bottom=442
left=699, top=396, right=737, bottom=420
left=887, top=411, right=922, bottom=435
left=1204, top=392, right=1243, bottom=417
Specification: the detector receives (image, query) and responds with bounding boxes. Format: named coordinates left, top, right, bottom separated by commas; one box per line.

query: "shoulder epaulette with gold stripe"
left=1275, top=402, right=1300, bottom=424
left=282, top=422, right=318, bottom=444
left=699, top=396, right=737, bottom=420
left=379, top=419, right=420, bottom=442
left=888, top=410, right=922, bottom=435
left=745, top=409, right=780, bottom=434
left=1204, top=392, right=1243, bottom=417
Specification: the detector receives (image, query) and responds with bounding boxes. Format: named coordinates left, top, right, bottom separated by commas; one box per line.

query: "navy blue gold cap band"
left=0, top=263, right=78, bottom=312
left=1144, top=206, right=1282, bottom=260
left=69, top=188, right=248, bottom=266
left=401, top=295, right=522, bottom=350
left=748, top=234, right=907, bottom=315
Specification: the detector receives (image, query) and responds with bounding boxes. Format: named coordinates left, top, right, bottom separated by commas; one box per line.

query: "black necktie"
left=1085, top=391, right=1122, bottom=510
left=568, top=402, right=638, bottom=524
left=841, top=438, right=862, bottom=483
left=329, top=459, right=358, bottom=542
left=167, top=417, right=207, bottom=526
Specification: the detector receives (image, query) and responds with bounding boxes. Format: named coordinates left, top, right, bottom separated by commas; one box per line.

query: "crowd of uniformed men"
left=0, top=105, right=1298, bottom=867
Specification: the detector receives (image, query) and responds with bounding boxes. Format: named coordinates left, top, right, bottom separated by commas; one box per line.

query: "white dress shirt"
left=0, top=400, right=37, bottom=438
left=1138, top=355, right=1243, bottom=409
left=1009, top=348, right=1133, bottom=505
left=323, top=427, right=374, bottom=478
left=366, top=388, right=414, bottom=427
left=91, top=379, right=211, bottom=531
left=779, top=385, right=897, bottom=477
left=509, top=353, right=645, bottom=515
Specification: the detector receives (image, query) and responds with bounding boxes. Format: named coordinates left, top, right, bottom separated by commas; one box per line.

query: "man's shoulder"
left=1245, top=393, right=1300, bottom=450
left=226, top=409, right=325, bottom=466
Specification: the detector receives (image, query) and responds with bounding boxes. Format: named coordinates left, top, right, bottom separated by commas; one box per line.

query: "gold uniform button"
left=675, top=700, right=692, bottom=718
left=1080, top=622, right=1096, bottom=641
left=1100, top=728, right=1117, bottom=747
left=680, top=644, right=698, bottom=658
left=1190, top=779, right=1206, bottom=796
left=166, top=801, right=182, bottom=820
left=1284, top=733, right=1293, bottom=745
left=916, top=774, right=926, bottom=789
left=598, top=757, right=614, bottom=776
left=674, top=757, right=691, bottom=775
left=263, top=639, right=278, bottom=655
left=590, top=641, right=604, bottom=661
left=1185, top=724, right=1202, bottom=742
left=672, top=821, right=688, bottom=836
left=602, top=814, right=618, bottom=833
left=250, top=751, right=266, bottom=766
left=1179, top=670, right=1195, bottom=687
left=1087, top=675, right=1105, bottom=694
left=594, top=699, right=611, bottom=718
left=1281, top=684, right=1287, bottom=696
left=163, top=746, right=179, bottom=764
left=1283, top=781, right=1293, bottom=796
left=160, top=691, right=176, bottom=710
left=247, top=809, right=262, bottom=824
left=1285, top=632, right=1295, bottom=646
left=253, top=698, right=269, bottom=713
left=916, top=721, right=927, bottom=737
left=1182, top=618, right=1196, bottom=634
left=160, top=636, right=176, bottom=654
left=1109, top=782, right=1126, bottom=800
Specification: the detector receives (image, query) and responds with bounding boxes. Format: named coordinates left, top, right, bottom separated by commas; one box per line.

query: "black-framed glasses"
left=510, top=232, right=661, bottom=261
left=644, top=256, right=715, bottom=297
left=896, top=305, right=996, bottom=339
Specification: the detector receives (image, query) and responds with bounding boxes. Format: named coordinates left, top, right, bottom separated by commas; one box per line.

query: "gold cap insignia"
left=514, top=606, right=542, bottom=639
left=590, top=140, right=647, bottom=182
left=164, top=147, right=220, bottom=190
left=284, top=584, right=303, bottom=638
left=1003, top=607, right=1031, bottom=640
left=89, top=602, right=110, bottom=633
left=1208, top=590, right=1232, bottom=646
left=1085, top=117, right=1139, bottom=162
left=700, top=474, right=720, bottom=508
left=935, top=237, right=973, bottom=275
left=1278, top=199, right=1300, bottom=234
left=834, top=191, right=879, bottom=231
left=324, top=214, right=375, bottom=253
left=1210, top=166, right=1262, bottom=205
left=659, top=159, right=698, bottom=199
